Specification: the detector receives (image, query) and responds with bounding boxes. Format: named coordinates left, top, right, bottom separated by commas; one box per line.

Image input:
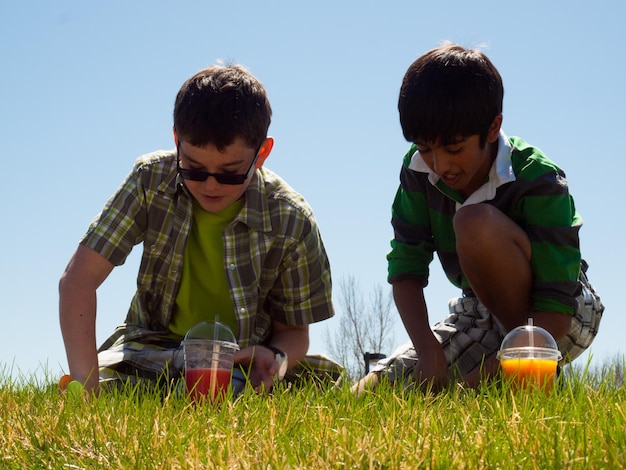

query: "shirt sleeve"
left=387, top=146, right=434, bottom=286
left=80, top=159, right=148, bottom=266
left=265, top=218, right=335, bottom=325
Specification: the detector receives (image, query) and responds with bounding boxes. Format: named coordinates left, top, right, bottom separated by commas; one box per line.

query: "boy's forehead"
left=415, top=135, right=468, bottom=147
left=179, top=136, right=256, bottom=151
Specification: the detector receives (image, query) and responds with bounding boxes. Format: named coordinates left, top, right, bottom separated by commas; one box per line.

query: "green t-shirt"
left=169, top=198, right=244, bottom=337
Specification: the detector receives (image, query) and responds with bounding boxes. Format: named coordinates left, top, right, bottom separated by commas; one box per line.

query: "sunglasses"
left=177, top=144, right=259, bottom=185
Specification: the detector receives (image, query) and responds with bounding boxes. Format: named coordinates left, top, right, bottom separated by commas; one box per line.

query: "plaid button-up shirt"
left=81, top=149, right=335, bottom=352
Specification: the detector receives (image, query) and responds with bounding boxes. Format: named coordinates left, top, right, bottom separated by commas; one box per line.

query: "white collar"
left=408, top=130, right=515, bottom=208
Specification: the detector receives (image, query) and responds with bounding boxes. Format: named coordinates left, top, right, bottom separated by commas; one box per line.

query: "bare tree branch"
left=325, top=275, right=396, bottom=381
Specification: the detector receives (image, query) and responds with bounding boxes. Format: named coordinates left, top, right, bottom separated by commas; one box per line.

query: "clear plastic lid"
left=496, top=318, right=562, bottom=361
left=183, top=320, right=237, bottom=343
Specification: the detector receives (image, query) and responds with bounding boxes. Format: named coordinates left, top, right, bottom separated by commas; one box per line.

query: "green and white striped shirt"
left=388, top=132, right=582, bottom=315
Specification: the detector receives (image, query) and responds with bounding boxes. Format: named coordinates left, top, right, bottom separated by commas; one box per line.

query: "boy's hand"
left=234, top=346, right=281, bottom=393
left=461, top=353, right=500, bottom=388
left=412, top=340, right=449, bottom=392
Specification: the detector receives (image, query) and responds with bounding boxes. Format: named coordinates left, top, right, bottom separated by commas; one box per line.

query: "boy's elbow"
left=58, top=267, right=73, bottom=297
left=59, top=245, right=114, bottom=294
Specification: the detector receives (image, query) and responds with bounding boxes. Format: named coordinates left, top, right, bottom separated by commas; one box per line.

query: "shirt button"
left=239, top=307, right=246, bottom=314
left=228, top=263, right=236, bottom=270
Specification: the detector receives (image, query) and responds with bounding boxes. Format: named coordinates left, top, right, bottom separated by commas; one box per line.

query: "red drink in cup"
left=182, top=321, right=239, bottom=403
left=185, top=367, right=233, bottom=402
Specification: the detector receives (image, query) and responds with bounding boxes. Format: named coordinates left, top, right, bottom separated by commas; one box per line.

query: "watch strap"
left=265, top=345, right=286, bottom=358
left=265, top=345, right=288, bottom=380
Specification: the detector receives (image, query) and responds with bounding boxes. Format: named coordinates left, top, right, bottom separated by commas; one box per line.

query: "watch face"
left=276, top=353, right=288, bottom=380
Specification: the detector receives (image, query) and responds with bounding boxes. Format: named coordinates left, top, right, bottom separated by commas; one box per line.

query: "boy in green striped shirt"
left=354, top=43, right=604, bottom=393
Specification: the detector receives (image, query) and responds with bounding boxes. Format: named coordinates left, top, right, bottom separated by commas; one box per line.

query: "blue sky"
left=1, top=1, right=623, bottom=381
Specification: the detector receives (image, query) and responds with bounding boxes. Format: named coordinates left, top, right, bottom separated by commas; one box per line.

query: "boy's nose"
left=432, top=151, right=450, bottom=174
left=202, top=175, right=222, bottom=189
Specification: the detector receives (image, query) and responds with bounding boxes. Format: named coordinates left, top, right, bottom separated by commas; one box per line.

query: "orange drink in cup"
left=497, top=319, right=562, bottom=391
left=498, top=348, right=561, bottom=391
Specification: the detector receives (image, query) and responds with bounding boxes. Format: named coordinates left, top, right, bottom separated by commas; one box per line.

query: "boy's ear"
left=255, top=137, right=274, bottom=167
left=487, top=114, right=503, bottom=143
left=173, top=126, right=179, bottom=146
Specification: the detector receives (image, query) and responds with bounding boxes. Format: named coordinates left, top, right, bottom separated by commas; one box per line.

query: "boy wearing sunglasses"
left=353, top=43, right=604, bottom=393
left=60, top=64, right=339, bottom=393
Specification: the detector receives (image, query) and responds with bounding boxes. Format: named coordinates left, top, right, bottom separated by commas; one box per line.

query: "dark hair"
left=398, top=44, right=503, bottom=147
left=174, top=64, right=272, bottom=150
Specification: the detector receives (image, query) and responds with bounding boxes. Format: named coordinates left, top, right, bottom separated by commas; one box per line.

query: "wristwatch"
left=266, top=345, right=288, bottom=381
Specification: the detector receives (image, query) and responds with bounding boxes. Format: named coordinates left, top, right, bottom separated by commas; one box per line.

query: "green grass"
left=1, top=360, right=625, bottom=469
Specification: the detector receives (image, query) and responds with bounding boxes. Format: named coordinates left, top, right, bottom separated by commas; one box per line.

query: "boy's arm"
left=268, top=320, right=309, bottom=368
left=59, top=244, right=114, bottom=392
left=393, top=278, right=449, bottom=390
left=234, top=321, right=309, bottom=392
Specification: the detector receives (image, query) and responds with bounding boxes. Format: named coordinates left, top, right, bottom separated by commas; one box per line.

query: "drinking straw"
left=210, top=316, right=220, bottom=399
left=528, top=318, right=534, bottom=349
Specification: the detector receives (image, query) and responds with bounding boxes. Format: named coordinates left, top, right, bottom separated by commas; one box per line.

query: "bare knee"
left=453, top=204, right=530, bottom=258
left=453, top=204, right=501, bottom=252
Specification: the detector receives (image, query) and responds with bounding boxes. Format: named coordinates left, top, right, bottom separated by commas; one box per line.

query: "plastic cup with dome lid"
left=182, top=319, right=239, bottom=402
left=496, top=318, right=562, bottom=391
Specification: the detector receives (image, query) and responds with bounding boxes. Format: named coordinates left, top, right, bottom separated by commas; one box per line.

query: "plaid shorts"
left=97, top=326, right=344, bottom=387
left=373, top=261, right=604, bottom=384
